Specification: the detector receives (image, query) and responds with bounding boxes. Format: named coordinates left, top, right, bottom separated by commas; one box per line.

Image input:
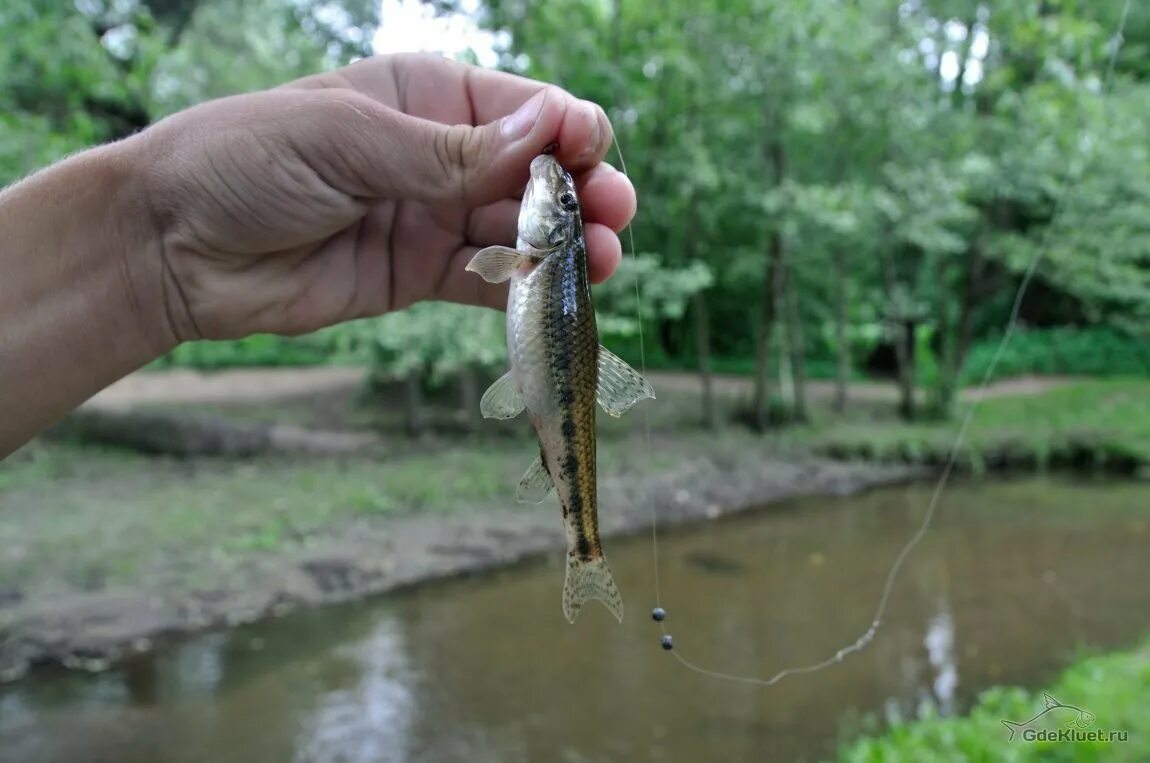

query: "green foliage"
left=964, top=327, right=1150, bottom=383
left=0, top=0, right=375, bottom=188
left=465, top=0, right=1150, bottom=421
left=326, top=303, right=507, bottom=385
left=149, top=0, right=377, bottom=115
left=6, top=0, right=1149, bottom=400
left=595, top=254, right=713, bottom=337
left=151, top=334, right=335, bottom=369
left=837, top=642, right=1150, bottom=762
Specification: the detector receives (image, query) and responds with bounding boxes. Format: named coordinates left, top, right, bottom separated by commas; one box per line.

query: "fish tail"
left=562, top=554, right=623, bottom=624
left=1001, top=720, right=1024, bottom=741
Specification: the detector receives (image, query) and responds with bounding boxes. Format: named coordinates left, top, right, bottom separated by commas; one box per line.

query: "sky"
left=372, top=0, right=501, bottom=66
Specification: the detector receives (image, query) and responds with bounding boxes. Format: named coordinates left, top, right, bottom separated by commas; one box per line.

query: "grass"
left=0, top=441, right=537, bottom=595
left=0, top=424, right=711, bottom=598
left=835, top=640, right=1150, bottom=762
left=799, top=379, right=1150, bottom=473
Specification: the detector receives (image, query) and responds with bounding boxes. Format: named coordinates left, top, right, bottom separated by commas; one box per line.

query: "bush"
left=151, top=334, right=335, bottom=370
left=837, top=641, right=1150, bottom=762
left=962, top=327, right=1150, bottom=383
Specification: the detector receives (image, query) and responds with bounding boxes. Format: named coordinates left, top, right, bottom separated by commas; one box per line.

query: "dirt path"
left=85, top=367, right=1074, bottom=411
left=85, top=367, right=368, bottom=410
left=648, top=371, right=1073, bottom=401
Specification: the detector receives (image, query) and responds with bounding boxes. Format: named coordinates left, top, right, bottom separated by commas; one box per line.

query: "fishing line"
left=611, top=142, right=664, bottom=611
left=614, top=0, right=1132, bottom=686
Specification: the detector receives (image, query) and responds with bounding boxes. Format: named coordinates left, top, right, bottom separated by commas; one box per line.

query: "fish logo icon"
left=1001, top=693, right=1096, bottom=741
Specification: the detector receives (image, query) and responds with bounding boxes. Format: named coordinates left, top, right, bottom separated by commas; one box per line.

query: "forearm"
left=0, top=140, right=172, bottom=458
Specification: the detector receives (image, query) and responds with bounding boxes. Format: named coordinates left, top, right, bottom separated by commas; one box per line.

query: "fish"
left=465, top=150, right=654, bottom=623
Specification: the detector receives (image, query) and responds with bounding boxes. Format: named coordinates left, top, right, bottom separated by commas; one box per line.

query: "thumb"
left=301, top=87, right=602, bottom=207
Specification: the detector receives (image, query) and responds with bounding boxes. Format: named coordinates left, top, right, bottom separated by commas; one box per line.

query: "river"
left=2, top=477, right=1148, bottom=762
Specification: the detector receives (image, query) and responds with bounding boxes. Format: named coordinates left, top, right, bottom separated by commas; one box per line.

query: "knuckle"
left=432, top=123, right=484, bottom=202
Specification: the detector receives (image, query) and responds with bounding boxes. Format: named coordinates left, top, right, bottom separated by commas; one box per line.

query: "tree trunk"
left=832, top=247, right=850, bottom=413
left=458, top=365, right=480, bottom=431
left=693, top=292, right=717, bottom=428
left=774, top=253, right=793, bottom=412
left=935, top=240, right=984, bottom=419
left=878, top=244, right=917, bottom=421
left=404, top=371, right=425, bottom=436
left=934, top=291, right=958, bottom=420
left=751, top=126, right=788, bottom=430
left=956, top=240, right=984, bottom=375
left=896, top=319, right=917, bottom=420
left=682, top=191, right=715, bottom=428
left=784, top=255, right=809, bottom=423
left=752, top=231, right=786, bottom=430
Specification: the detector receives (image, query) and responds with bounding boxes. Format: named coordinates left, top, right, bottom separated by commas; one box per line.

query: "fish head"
left=519, top=153, right=581, bottom=251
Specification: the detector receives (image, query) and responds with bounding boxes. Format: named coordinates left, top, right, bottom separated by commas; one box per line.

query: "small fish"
left=466, top=151, right=654, bottom=623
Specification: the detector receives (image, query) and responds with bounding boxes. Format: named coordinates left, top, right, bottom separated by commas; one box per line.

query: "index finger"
left=290, top=53, right=615, bottom=173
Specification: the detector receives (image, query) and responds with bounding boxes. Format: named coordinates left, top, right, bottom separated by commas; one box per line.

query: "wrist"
left=0, top=138, right=176, bottom=454
left=98, top=134, right=185, bottom=356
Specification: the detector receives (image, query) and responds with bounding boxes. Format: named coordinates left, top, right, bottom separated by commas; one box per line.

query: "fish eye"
left=558, top=191, right=577, bottom=210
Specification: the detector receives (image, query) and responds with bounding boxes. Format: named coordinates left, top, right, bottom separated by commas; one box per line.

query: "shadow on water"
left=3, top=476, right=1150, bottom=762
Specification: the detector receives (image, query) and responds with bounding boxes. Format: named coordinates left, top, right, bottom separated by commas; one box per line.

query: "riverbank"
left=0, top=433, right=918, bottom=681
left=3, top=371, right=1146, bottom=681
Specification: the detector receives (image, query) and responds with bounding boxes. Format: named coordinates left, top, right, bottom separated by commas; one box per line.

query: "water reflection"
left=3, top=477, right=1150, bottom=762
left=925, top=605, right=957, bottom=715
left=294, top=615, right=415, bottom=763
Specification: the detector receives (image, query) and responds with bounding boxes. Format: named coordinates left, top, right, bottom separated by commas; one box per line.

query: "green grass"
left=802, top=379, right=1150, bottom=472
left=0, top=429, right=698, bottom=597
left=836, top=640, right=1150, bottom=762
left=0, top=442, right=536, bottom=594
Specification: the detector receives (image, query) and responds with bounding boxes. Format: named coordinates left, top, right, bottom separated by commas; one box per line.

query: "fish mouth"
left=530, top=153, right=567, bottom=186
left=518, top=153, right=571, bottom=252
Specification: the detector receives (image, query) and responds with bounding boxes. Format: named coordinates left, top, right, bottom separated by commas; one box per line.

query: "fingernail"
left=501, top=90, right=547, bottom=141
left=580, top=101, right=604, bottom=159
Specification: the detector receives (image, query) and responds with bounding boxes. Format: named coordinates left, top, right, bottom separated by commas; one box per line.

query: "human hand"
left=132, top=53, right=637, bottom=342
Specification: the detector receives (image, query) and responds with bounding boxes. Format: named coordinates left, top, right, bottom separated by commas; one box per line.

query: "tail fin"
left=1001, top=720, right=1025, bottom=741
left=562, top=555, right=624, bottom=624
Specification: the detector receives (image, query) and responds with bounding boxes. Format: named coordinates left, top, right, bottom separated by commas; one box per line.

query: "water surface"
left=3, top=477, right=1149, bottom=762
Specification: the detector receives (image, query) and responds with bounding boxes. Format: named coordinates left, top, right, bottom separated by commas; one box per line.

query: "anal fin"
left=516, top=454, right=553, bottom=503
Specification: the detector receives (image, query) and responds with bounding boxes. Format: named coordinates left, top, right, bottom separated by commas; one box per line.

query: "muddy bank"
left=0, top=451, right=918, bottom=682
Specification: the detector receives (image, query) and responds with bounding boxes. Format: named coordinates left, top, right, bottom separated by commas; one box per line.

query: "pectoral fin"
left=516, top=454, right=553, bottom=503
left=596, top=347, right=655, bottom=417
left=465, top=246, right=529, bottom=283
left=480, top=370, right=525, bottom=419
